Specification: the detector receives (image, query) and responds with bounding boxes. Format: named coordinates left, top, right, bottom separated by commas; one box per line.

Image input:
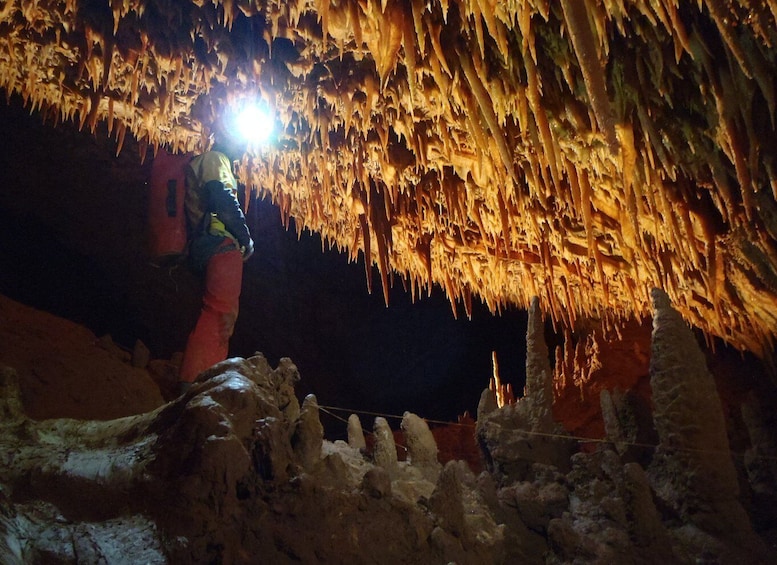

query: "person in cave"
left=177, top=129, right=255, bottom=395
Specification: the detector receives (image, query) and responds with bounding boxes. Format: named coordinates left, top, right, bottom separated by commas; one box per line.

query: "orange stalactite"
left=2, top=0, right=777, bottom=358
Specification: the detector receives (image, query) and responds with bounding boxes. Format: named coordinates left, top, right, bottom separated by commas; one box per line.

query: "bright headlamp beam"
left=235, top=105, right=273, bottom=145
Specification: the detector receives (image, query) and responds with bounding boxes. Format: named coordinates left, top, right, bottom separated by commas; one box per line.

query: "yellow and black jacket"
left=184, top=150, right=253, bottom=270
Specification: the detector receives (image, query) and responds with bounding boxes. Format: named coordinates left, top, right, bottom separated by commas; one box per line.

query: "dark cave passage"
left=0, top=98, right=536, bottom=432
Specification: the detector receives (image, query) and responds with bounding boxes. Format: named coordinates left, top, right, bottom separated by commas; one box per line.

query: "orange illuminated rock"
left=2, top=0, right=776, bottom=357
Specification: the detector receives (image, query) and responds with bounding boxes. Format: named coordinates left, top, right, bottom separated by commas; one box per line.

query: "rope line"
left=317, top=405, right=351, bottom=427
left=317, top=405, right=409, bottom=451
left=319, top=405, right=474, bottom=427
left=317, top=404, right=777, bottom=463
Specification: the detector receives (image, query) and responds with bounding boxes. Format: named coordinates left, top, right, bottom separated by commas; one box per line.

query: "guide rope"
left=317, top=404, right=777, bottom=462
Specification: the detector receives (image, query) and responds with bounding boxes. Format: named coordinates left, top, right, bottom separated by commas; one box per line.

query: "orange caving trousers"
left=179, top=246, right=243, bottom=383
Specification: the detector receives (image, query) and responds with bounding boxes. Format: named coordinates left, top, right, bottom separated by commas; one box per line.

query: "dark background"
left=0, top=96, right=541, bottom=434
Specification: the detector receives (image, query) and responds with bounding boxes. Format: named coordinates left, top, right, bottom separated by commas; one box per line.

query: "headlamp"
left=233, top=103, right=274, bottom=146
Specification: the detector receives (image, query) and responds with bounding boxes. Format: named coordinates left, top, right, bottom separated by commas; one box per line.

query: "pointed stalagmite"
left=428, top=461, right=467, bottom=539
left=373, top=416, right=398, bottom=470
left=401, top=411, right=441, bottom=480
left=476, top=386, right=498, bottom=421
left=294, top=394, right=324, bottom=471
left=600, top=388, right=628, bottom=455
left=347, top=413, right=367, bottom=450
left=647, top=288, right=766, bottom=556
left=475, top=296, right=575, bottom=481
left=524, top=296, right=556, bottom=430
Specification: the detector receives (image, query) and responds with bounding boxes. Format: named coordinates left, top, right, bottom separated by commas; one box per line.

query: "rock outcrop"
left=0, top=355, right=505, bottom=563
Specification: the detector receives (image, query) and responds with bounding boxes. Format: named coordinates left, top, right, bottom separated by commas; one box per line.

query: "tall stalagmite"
left=477, top=296, right=575, bottom=482
left=523, top=295, right=559, bottom=431
left=647, top=287, right=766, bottom=559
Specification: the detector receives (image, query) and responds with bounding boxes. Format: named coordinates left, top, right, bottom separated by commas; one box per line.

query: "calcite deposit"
left=2, top=291, right=774, bottom=563
left=2, top=0, right=777, bottom=360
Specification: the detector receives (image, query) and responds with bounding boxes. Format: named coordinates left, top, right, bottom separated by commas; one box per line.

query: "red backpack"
left=147, top=149, right=194, bottom=266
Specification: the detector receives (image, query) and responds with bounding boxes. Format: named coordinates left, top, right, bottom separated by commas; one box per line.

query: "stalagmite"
left=647, top=288, right=767, bottom=558
left=347, top=413, right=367, bottom=450
left=523, top=295, right=556, bottom=430
left=476, top=386, right=498, bottom=422
left=401, top=411, right=441, bottom=480
left=294, top=394, right=324, bottom=471
left=428, top=461, right=467, bottom=539
left=373, top=416, right=398, bottom=470
left=476, top=296, right=575, bottom=481
left=361, top=466, right=392, bottom=498
left=600, top=388, right=630, bottom=456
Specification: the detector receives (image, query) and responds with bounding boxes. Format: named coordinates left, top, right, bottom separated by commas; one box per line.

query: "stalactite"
left=3, top=0, right=777, bottom=358
left=427, top=17, right=452, bottom=77
left=402, top=13, right=418, bottom=107
left=559, top=0, right=619, bottom=153
left=521, top=46, right=561, bottom=190
left=410, top=0, right=425, bottom=57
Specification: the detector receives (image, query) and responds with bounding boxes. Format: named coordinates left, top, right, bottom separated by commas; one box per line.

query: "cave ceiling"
left=2, top=0, right=777, bottom=357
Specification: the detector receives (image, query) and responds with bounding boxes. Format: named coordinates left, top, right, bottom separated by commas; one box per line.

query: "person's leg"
left=179, top=247, right=244, bottom=384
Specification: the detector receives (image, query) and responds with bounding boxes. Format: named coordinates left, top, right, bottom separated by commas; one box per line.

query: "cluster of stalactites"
left=2, top=0, right=777, bottom=355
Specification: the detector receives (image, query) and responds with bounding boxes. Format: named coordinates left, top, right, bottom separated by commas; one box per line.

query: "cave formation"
left=3, top=0, right=777, bottom=355
left=3, top=0, right=777, bottom=563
